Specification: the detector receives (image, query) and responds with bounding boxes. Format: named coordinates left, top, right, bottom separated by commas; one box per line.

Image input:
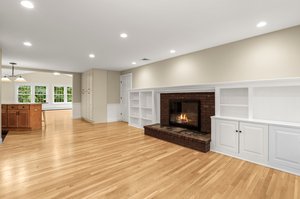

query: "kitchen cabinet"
left=2, top=104, right=42, bottom=130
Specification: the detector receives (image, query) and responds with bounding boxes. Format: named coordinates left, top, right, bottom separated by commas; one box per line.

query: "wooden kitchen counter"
left=2, top=104, right=42, bottom=130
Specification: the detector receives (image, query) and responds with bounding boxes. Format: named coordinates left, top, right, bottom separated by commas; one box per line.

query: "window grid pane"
left=18, top=86, right=31, bottom=103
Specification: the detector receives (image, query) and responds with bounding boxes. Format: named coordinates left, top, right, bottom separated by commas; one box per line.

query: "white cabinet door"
left=239, top=122, right=268, bottom=163
left=81, top=72, right=87, bottom=119
left=216, top=119, right=239, bottom=155
left=269, top=125, right=300, bottom=170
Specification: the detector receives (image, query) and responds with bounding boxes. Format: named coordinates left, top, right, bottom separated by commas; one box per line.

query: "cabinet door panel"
left=216, top=119, right=239, bottom=155
left=239, top=122, right=268, bottom=163
left=2, top=113, right=8, bottom=128
left=18, top=110, right=29, bottom=128
left=7, top=110, right=18, bottom=127
left=269, top=126, right=300, bottom=170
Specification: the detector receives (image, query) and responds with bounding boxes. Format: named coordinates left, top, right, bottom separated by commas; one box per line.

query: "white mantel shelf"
left=212, top=116, right=300, bottom=128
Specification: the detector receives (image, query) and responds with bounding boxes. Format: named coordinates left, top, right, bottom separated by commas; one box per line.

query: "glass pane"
left=54, top=94, right=64, bottom=103
left=67, top=94, right=72, bottom=102
left=18, top=95, right=31, bottom=103
left=35, top=95, right=46, bottom=103
left=54, top=87, right=64, bottom=95
left=67, top=87, right=72, bottom=94
left=35, top=86, right=46, bottom=94
left=18, top=86, right=31, bottom=94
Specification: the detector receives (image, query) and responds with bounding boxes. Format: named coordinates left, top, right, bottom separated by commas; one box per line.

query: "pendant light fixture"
left=1, top=62, right=27, bottom=82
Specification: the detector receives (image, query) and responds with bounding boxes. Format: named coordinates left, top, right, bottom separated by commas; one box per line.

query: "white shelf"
left=220, top=104, right=248, bottom=107
left=141, top=117, right=152, bottom=121
left=130, top=115, right=140, bottom=119
left=128, top=90, right=155, bottom=128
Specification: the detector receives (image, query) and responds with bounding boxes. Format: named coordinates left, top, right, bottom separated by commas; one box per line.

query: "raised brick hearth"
left=144, top=92, right=215, bottom=152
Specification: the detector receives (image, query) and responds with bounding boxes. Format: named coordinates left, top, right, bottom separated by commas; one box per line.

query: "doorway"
left=120, top=73, right=132, bottom=122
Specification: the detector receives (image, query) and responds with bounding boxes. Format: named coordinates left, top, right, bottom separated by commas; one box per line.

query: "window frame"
left=34, top=85, right=48, bottom=103
left=17, top=85, right=32, bottom=103
left=15, top=83, right=49, bottom=104
left=53, top=85, right=73, bottom=104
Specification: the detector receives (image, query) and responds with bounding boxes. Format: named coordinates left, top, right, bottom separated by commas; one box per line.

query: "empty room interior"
left=1, top=0, right=300, bottom=198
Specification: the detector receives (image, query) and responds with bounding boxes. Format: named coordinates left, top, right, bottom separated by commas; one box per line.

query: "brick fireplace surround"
left=160, top=92, right=215, bottom=133
left=144, top=92, right=215, bottom=152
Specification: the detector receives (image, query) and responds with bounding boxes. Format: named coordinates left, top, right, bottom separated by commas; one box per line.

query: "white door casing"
left=120, top=74, right=132, bottom=122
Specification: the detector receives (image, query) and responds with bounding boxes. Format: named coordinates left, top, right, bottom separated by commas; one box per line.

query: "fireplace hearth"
left=144, top=92, right=215, bottom=152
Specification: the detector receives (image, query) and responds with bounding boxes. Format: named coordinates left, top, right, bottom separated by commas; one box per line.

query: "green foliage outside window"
left=67, top=87, right=72, bottom=102
left=18, top=86, right=31, bottom=103
left=35, top=86, right=47, bottom=103
left=54, top=86, right=65, bottom=102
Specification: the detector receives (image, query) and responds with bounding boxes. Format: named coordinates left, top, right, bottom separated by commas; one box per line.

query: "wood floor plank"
left=0, top=110, right=299, bottom=199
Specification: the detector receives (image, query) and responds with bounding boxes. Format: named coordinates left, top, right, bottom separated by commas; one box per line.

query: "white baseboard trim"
left=211, top=149, right=300, bottom=176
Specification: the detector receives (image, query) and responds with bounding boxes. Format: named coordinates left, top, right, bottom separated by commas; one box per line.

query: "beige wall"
left=123, top=25, right=300, bottom=89
left=107, top=71, right=120, bottom=103
left=92, top=69, right=108, bottom=122
left=72, top=73, right=81, bottom=103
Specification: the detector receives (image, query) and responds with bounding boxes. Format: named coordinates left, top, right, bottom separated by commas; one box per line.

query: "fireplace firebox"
left=169, top=100, right=201, bottom=131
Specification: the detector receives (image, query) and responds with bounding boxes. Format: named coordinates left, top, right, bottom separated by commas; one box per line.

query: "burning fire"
left=177, top=113, right=189, bottom=123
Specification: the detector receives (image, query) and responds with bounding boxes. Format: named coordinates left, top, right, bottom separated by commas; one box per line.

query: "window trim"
left=17, top=85, right=32, bottom=103
left=15, top=83, right=49, bottom=104
left=53, top=85, right=73, bottom=104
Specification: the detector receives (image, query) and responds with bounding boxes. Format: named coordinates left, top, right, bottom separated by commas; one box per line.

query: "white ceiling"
left=2, top=68, right=33, bottom=76
left=0, top=0, right=300, bottom=72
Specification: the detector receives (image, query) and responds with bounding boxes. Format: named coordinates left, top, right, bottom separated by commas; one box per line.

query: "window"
left=18, top=85, right=31, bottom=103
left=35, top=86, right=47, bottom=103
left=67, top=87, right=73, bottom=102
left=54, top=86, right=65, bottom=103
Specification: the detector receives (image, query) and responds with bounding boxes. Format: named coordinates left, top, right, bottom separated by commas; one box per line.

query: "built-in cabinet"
left=215, top=119, right=268, bottom=164
left=128, top=90, right=155, bottom=128
left=2, top=104, right=42, bottom=130
left=212, top=81, right=300, bottom=176
left=269, top=126, right=300, bottom=171
left=81, top=70, right=93, bottom=121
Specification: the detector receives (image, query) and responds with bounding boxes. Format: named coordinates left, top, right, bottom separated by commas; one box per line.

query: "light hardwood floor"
left=0, top=110, right=299, bottom=199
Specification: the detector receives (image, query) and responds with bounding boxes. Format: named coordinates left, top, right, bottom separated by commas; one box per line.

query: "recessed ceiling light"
left=256, top=21, right=267, bottom=28
left=120, top=33, right=128, bottom=38
left=89, top=54, right=95, bottom=58
left=53, top=72, right=61, bottom=76
left=23, top=41, right=32, bottom=47
left=132, top=62, right=137, bottom=65
left=20, top=1, right=34, bottom=9
left=170, top=49, right=176, bottom=54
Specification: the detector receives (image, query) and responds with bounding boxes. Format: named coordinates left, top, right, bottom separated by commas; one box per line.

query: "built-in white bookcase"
left=129, top=90, right=155, bottom=128
left=219, top=88, right=248, bottom=118
left=213, top=80, right=300, bottom=176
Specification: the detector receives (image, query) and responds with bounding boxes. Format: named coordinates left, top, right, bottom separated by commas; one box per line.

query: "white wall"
left=1, top=71, right=73, bottom=110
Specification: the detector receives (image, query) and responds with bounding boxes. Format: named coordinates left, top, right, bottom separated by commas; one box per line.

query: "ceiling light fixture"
left=132, top=62, right=137, bottom=65
left=23, top=41, right=32, bottom=47
left=256, top=21, right=267, bottom=28
left=170, top=49, right=176, bottom=54
left=1, top=62, right=26, bottom=82
left=120, top=33, right=128, bottom=38
left=89, top=54, right=95, bottom=58
left=53, top=72, right=61, bottom=76
left=20, top=1, right=34, bottom=9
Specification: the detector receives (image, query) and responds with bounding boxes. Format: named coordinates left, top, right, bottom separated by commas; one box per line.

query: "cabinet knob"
left=239, top=130, right=242, bottom=133
left=236, top=130, right=238, bottom=132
